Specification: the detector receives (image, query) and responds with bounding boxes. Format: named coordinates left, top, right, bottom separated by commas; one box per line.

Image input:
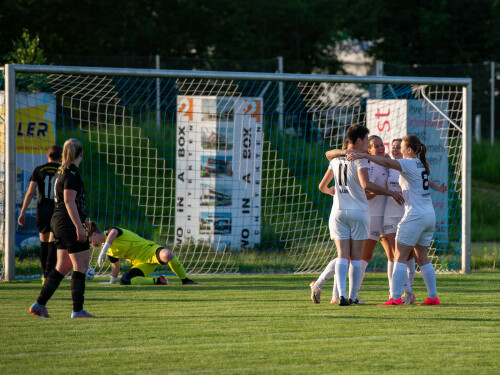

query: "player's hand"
left=346, top=149, right=362, bottom=161
left=76, top=225, right=87, bottom=242
left=97, top=251, right=107, bottom=267
left=17, top=214, right=25, bottom=226
left=391, top=192, right=405, bottom=206
left=327, top=187, right=335, bottom=197
left=438, top=183, right=447, bottom=193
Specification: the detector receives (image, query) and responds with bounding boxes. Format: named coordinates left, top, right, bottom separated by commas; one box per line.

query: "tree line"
left=1, top=0, right=499, bottom=72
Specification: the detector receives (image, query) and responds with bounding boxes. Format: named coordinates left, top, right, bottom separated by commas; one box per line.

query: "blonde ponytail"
left=61, top=138, right=83, bottom=169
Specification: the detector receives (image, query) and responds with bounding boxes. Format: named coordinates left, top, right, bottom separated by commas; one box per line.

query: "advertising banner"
left=0, top=91, right=57, bottom=255
left=175, top=96, right=262, bottom=250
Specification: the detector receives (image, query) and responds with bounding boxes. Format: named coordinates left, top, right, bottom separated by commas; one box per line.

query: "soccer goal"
left=0, top=64, right=471, bottom=280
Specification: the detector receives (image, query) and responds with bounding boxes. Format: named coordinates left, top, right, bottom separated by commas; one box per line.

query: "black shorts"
left=36, top=204, right=54, bottom=234
left=51, top=214, right=89, bottom=254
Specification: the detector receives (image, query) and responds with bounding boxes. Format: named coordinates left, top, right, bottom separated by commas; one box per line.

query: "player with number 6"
left=347, top=134, right=441, bottom=305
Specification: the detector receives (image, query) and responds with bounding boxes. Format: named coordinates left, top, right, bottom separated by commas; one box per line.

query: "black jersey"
left=29, top=162, right=60, bottom=208
left=53, top=164, right=87, bottom=221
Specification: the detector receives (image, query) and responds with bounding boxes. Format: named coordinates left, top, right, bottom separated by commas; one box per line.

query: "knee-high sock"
left=360, top=259, right=368, bottom=281
left=391, top=262, right=407, bottom=300
left=168, top=256, right=187, bottom=280
left=71, top=271, right=86, bottom=312
left=316, top=258, right=336, bottom=289
left=420, top=263, right=438, bottom=299
left=349, top=260, right=362, bottom=301
left=402, top=269, right=412, bottom=293
left=407, top=258, right=416, bottom=290
left=45, top=242, right=57, bottom=277
left=37, top=269, right=64, bottom=305
left=335, top=258, right=348, bottom=298
left=387, top=261, right=394, bottom=297
left=332, top=273, right=339, bottom=299
left=40, top=242, right=49, bottom=276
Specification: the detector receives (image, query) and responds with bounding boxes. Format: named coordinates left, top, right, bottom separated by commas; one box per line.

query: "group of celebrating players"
left=311, top=124, right=446, bottom=306
left=22, top=138, right=197, bottom=319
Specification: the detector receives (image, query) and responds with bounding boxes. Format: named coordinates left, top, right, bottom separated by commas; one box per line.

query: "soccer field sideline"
left=1, top=272, right=499, bottom=374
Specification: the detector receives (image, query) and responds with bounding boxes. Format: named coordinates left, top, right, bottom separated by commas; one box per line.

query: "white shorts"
left=396, top=212, right=435, bottom=247
left=329, top=209, right=370, bottom=241
left=369, top=215, right=384, bottom=241
left=383, top=216, right=403, bottom=235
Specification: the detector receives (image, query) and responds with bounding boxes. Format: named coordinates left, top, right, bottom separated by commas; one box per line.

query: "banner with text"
left=0, top=91, right=57, bottom=255
left=175, top=96, right=262, bottom=250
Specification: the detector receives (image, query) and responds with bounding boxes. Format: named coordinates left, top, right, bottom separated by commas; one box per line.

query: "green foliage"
left=4, top=28, right=46, bottom=65
left=1, top=273, right=499, bottom=374
left=472, top=139, right=500, bottom=185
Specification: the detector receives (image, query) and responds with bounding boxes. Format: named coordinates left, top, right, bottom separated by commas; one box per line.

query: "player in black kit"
left=18, top=145, right=62, bottom=283
left=29, top=138, right=94, bottom=318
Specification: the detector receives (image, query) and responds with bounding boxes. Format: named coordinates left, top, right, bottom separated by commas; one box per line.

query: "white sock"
left=391, top=262, right=407, bottom=300
left=387, top=261, right=394, bottom=297
left=349, top=260, right=362, bottom=301
left=420, top=263, right=438, bottom=299
left=332, top=274, right=339, bottom=299
left=403, top=258, right=415, bottom=293
left=335, top=258, right=348, bottom=298
left=316, top=258, right=336, bottom=289
left=360, top=259, right=368, bottom=280
left=407, top=258, right=416, bottom=290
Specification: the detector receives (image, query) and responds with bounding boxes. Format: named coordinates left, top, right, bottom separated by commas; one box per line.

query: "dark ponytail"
left=403, top=135, right=430, bottom=175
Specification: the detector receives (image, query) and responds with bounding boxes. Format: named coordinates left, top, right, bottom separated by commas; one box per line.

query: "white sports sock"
left=335, top=258, right=348, bottom=298
left=316, top=258, right=336, bottom=289
left=349, top=260, right=362, bottom=301
left=403, top=258, right=415, bottom=293
left=332, top=274, right=339, bottom=299
left=391, top=262, right=407, bottom=300
left=420, top=263, right=438, bottom=299
left=407, top=258, right=416, bottom=290
left=387, top=261, right=394, bottom=297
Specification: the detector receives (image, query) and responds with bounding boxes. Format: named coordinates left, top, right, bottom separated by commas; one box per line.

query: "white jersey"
left=367, top=161, right=388, bottom=215
left=398, top=158, right=435, bottom=216
left=384, top=166, right=404, bottom=218
left=328, top=156, right=369, bottom=210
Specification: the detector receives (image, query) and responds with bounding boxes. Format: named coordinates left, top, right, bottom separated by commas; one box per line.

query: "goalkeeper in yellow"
left=87, top=222, right=198, bottom=285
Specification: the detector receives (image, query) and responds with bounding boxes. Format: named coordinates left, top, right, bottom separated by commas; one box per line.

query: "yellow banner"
left=0, top=92, right=56, bottom=155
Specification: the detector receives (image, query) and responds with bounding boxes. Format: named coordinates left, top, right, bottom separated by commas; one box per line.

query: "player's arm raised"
left=325, top=149, right=346, bottom=161
left=348, top=150, right=402, bottom=171
left=358, top=168, right=404, bottom=206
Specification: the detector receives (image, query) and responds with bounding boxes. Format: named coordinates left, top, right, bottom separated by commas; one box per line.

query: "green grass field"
left=1, top=273, right=499, bottom=374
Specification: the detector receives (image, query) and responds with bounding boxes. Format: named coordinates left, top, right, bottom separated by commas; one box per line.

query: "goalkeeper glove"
left=97, top=242, right=111, bottom=267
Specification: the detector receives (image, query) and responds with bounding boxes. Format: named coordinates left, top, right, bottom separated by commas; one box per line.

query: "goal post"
left=0, top=64, right=472, bottom=280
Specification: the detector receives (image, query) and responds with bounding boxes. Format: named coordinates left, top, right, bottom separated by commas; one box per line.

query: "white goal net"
left=0, top=66, right=471, bottom=279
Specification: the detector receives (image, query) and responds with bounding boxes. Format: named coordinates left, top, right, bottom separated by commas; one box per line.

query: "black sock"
left=37, top=269, right=64, bottom=305
left=71, top=271, right=86, bottom=312
left=45, top=242, right=58, bottom=277
left=40, top=242, right=49, bottom=276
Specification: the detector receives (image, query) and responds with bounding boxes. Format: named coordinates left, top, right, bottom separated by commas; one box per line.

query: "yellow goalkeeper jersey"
left=106, top=227, right=162, bottom=266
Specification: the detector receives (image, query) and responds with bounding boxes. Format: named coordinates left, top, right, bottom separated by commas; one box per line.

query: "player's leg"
left=121, top=264, right=167, bottom=285
left=157, top=248, right=198, bottom=284
left=380, top=234, right=396, bottom=298
left=69, top=245, right=94, bottom=318
left=348, top=239, right=364, bottom=303
left=334, top=239, right=351, bottom=305
left=30, top=249, right=72, bottom=317
left=46, top=232, right=57, bottom=277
